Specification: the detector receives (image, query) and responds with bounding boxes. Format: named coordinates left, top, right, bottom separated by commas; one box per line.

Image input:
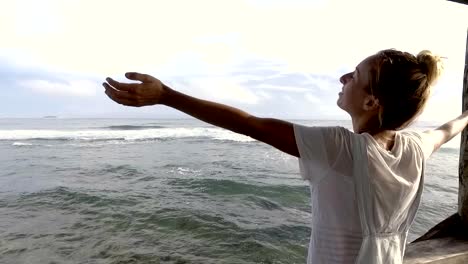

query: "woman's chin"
left=336, top=100, right=350, bottom=114
left=337, top=98, right=343, bottom=109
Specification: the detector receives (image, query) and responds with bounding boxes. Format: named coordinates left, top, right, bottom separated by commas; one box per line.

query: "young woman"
left=103, top=49, right=467, bottom=263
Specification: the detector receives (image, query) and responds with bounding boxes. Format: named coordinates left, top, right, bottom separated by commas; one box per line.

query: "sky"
left=1, top=0, right=467, bottom=121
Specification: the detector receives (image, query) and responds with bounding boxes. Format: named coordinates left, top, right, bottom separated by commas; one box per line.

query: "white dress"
left=293, top=125, right=432, bottom=264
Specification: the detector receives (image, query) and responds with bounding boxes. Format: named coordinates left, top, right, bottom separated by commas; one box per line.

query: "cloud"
left=0, top=56, right=100, bottom=97
left=257, top=91, right=273, bottom=100
left=233, top=61, right=340, bottom=94
left=255, top=84, right=310, bottom=92
left=305, top=93, right=321, bottom=103
left=419, top=96, right=460, bottom=122
left=283, top=95, right=295, bottom=103
left=20, top=79, right=98, bottom=97
left=2, top=0, right=467, bottom=77
left=172, top=77, right=260, bottom=105
left=1, top=0, right=466, bottom=120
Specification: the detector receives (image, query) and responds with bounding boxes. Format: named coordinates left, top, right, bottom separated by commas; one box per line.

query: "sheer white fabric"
left=293, top=125, right=430, bottom=264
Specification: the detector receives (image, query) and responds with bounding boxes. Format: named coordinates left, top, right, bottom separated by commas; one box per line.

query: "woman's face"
left=337, top=55, right=376, bottom=116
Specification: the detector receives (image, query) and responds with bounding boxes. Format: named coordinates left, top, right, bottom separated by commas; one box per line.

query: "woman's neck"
left=352, top=116, right=396, bottom=151
left=352, top=115, right=378, bottom=134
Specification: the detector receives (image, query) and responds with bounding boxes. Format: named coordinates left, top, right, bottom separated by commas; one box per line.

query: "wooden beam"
left=459, top=28, right=468, bottom=225
left=447, top=0, right=468, bottom=6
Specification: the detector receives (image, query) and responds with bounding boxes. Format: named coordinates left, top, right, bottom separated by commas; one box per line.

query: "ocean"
left=0, top=118, right=460, bottom=264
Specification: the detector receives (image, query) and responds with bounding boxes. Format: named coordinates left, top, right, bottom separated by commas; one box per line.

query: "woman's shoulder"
left=293, top=124, right=354, bottom=139
left=397, top=130, right=426, bottom=149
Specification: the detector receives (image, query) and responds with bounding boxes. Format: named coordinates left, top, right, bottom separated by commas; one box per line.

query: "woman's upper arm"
left=421, top=125, right=457, bottom=156
left=246, top=116, right=299, bottom=157
left=421, top=130, right=443, bottom=154
left=421, top=111, right=468, bottom=156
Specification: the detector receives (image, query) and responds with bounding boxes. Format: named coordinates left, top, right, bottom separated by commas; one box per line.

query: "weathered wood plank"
left=404, top=237, right=468, bottom=264
left=411, top=213, right=463, bottom=242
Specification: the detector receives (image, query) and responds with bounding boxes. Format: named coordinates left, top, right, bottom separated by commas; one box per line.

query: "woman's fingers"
left=125, top=72, right=154, bottom=83
left=103, top=83, right=139, bottom=106
left=106, top=77, right=139, bottom=93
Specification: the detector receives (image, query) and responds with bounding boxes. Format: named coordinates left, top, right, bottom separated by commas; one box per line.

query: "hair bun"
left=416, top=50, right=444, bottom=86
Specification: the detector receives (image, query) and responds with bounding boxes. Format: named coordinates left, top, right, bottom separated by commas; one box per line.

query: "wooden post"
left=447, top=0, right=468, bottom=5
left=459, top=29, right=468, bottom=226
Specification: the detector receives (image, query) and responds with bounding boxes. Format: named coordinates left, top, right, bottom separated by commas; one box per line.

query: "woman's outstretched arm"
left=423, top=110, right=468, bottom=153
left=103, top=72, right=299, bottom=157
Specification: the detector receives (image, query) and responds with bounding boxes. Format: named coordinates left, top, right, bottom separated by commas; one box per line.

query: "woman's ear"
left=363, top=95, right=380, bottom=112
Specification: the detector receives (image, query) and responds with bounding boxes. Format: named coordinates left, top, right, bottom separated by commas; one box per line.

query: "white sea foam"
left=0, top=128, right=254, bottom=142
left=1, top=128, right=463, bottom=148
left=12, top=142, right=34, bottom=146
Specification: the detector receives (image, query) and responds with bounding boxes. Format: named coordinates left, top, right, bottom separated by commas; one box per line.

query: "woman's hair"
left=367, top=49, right=444, bottom=131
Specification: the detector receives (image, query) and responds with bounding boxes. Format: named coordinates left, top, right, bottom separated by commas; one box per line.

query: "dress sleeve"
left=403, top=131, right=435, bottom=160
left=293, top=124, right=352, bottom=183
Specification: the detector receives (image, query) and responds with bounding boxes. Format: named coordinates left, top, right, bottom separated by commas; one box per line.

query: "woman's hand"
left=103, top=72, right=165, bottom=107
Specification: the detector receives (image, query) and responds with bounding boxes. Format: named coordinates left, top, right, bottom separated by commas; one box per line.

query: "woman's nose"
left=339, top=75, right=346, bottom=84
left=340, top=72, right=352, bottom=84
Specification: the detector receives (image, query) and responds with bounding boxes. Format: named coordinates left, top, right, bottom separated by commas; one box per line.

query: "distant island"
left=43, top=116, right=58, bottom=119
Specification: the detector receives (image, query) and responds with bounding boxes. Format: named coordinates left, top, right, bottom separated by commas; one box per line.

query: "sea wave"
left=101, top=125, right=166, bottom=130
left=0, top=128, right=254, bottom=142
left=12, top=142, right=34, bottom=146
